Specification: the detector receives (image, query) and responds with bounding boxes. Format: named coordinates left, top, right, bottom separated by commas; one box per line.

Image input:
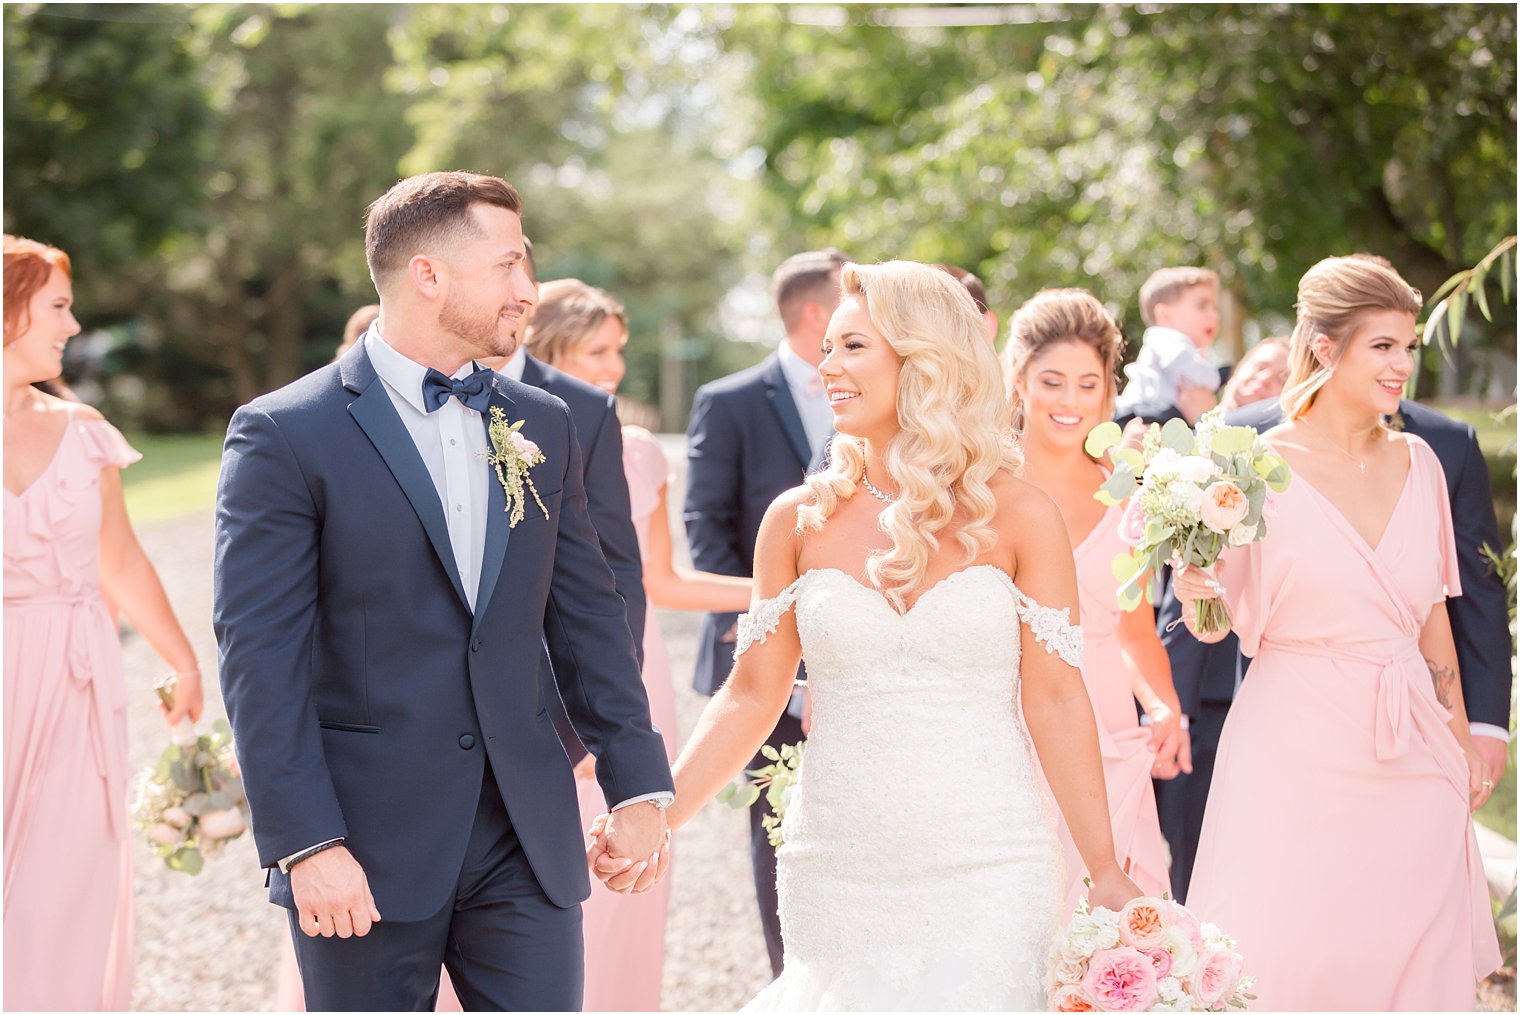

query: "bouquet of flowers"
left=131, top=715, right=250, bottom=875
left=718, top=740, right=804, bottom=847
left=1085, top=409, right=1290, bottom=634
left=1048, top=896, right=1256, bottom=1012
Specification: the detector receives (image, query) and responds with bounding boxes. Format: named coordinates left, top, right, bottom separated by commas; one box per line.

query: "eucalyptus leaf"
left=184, top=792, right=212, bottom=816
left=1111, top=551, right=1142, bottom=584
left=1097, top=469, right=1137, bottom=506
left=1110, top=447, right=1144, bottom=472
left=1084, top=420, right=1123, bottom=457
left=1210, top=426, right=1256, bottom=456
left=167, top=847, right=204, bottom=876
left=1160, top=417, right=1194, bottom=454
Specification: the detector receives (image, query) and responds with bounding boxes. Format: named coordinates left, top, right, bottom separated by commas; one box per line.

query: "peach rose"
left=1051, top=984, right=1097, bottom=1012
left=1199, top=481, right=1249, bottom=534
left=1118, top=897, right=1169, bottom=950
left=197, top=808, right=247, bottom=840
left=1188, top=947, right=1235, bottom=1007
left=1082, top=947, right=1159, bottom=1012
left=149, top=822, right=183, bottom=846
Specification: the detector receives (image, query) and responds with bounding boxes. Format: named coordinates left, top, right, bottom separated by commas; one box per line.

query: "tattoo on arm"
left=1425, top=657, right=1457, bottom=709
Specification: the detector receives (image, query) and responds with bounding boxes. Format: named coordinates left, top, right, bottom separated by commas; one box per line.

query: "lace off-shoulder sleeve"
left=734, top=578, right=804, bottom=659
left=1013, top=590, right=1084, bottom=669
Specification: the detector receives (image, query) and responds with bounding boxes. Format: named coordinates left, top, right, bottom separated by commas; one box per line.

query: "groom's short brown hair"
left=364, top=171, right=522, bottom=290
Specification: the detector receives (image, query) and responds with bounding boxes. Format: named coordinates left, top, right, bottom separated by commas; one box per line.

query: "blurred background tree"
left=3, top=2, right=1514, bottom=430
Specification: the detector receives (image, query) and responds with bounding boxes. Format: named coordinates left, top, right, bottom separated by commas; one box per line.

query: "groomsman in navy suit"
left=1156, top=395, right=1513, bottom=900
left=683, top=248, right=850, bottom=976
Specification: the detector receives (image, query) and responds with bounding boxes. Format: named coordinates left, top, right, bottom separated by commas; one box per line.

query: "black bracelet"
left=286, top=838, right=345, bottom=871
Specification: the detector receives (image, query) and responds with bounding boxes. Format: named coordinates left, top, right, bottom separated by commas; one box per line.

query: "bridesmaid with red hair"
left=4, top=235, right=203, bottom=1010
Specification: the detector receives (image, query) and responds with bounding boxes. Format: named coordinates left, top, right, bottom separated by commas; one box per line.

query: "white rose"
left=1227, top=522, right=1258, bottom=546
left=1163, top=925, right=1198, bottom=978
left=1199, top=922, right=1226, bottom=947
left=1174, top=455, right=1221, bottom=484
left=170, top=717, right=199, bottom=748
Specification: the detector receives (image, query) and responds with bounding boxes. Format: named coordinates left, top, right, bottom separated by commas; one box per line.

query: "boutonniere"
left=1386, top=410, right=1406, bottom=433
left=477, top=406, right=549, bottom=527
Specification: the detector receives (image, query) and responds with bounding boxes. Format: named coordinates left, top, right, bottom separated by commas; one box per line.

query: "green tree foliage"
left=718, top=3, right=1516, bottom=366
left=3, top=4, right=213, bottom=282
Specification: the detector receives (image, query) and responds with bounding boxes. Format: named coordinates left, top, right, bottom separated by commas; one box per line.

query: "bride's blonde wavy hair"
left=798, top=260, right=1022, bottom=612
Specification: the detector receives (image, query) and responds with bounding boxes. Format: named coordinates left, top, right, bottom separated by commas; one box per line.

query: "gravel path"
left=122, top=507, right=769, bottom=1012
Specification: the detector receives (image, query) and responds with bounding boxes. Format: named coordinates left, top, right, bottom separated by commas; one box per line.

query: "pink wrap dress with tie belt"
left=4, top=411, right=141, bottom=1011
left=1187, top=434, right=1500, bottom=1010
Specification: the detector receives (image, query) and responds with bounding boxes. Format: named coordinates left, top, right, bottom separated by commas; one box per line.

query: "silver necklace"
left=1303, top=416, right=1377, bottom=475
left=860, top=469, right=896, bottom=504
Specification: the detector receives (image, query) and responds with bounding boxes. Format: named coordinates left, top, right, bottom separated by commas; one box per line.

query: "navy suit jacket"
left=684, top=354, right=812, bottom=696
left=213, top=343, right=673, bottom=921
left=518, top=354, right=646, bottom=763
left=1161, top=398, right=1512, bottom=728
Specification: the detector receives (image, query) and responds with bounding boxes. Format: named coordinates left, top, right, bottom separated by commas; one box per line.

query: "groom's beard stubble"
left=441, top=291, right=523, bottom=361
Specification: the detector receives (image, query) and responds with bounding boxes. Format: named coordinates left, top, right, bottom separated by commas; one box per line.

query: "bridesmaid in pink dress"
left=1004, top=289, right=1185, bottom=912
left=526, top=279, right=752, bottom=1011
left=3, top=236, right=204, bottom=1010
left=1174, top=256, right=1500, bottom=1010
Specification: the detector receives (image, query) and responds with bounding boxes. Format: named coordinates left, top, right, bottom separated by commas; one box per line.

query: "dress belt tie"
left=7, top=593, right=131, bottom=840
left=1257, top=637, right=1464, bottom=798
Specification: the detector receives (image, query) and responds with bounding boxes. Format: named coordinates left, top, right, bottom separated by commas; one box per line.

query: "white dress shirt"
left=366, top=328, right=490, bottom=609
left=777, top=339, right=832, bottom=466
left=498, top=347, right=528, bottom=382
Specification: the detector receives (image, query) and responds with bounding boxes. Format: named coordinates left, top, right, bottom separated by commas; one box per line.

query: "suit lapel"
left=762, top=356, right=812, bottom=470
left=344, top=347, right=471, bottom=611
left=472, top=383, right=516, bottom=632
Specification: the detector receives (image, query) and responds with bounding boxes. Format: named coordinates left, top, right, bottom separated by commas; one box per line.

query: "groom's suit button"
left=458, top=734, right=476, bottom=750
left=471, top=640, right=481, bottom=652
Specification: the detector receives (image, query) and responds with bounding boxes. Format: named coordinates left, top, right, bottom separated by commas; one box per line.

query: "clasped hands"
left=585, top=799, right=671, bottom=895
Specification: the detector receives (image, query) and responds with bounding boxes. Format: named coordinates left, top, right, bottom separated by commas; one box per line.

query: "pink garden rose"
left=1118, top=897, right=1169, bottom=950
left=1117, top=496, right=1148, bottom=547
left=161, top=806, right=192, bottom=829
left=1051, top=984, right=1097, bottom=1012
left=1199, top=481, right=1249, bottom=533
left=1144, top=946, right=1173, bottom=978
left=1168, top=900, right=1205, bottom=949
left=1188, top=946, right=1235, bottom=1007
left=509, top=430, right=540, bottom=458
left=1082, top=947, right=1159, bottom=1011
left=148, top=822, right=183, bottom=846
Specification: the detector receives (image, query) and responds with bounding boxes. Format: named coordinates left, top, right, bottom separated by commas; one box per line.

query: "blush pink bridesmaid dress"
left=1048, top=498, right=1171, bottom=913
left=4, top=410, right=140, bottom=1011
left=1187, top=434, right=1501, bottom=1010
left=572, top=425, right=679, bottom=1012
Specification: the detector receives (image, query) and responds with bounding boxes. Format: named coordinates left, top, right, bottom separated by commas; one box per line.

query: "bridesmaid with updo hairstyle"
left=1003, top=287, right=1184, bottom=913
left=4, top=235, right=202, bottom=1010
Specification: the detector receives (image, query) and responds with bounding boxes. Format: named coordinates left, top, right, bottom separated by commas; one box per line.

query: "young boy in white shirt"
left=1116, top=267, right=1222, bottom=424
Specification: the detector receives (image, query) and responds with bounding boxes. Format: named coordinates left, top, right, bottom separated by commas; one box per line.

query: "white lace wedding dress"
left=736, top=565, right=1080, bottom=1011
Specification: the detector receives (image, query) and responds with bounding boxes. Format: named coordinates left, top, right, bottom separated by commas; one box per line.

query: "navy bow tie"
left=422, top=365, right=494, bottom=413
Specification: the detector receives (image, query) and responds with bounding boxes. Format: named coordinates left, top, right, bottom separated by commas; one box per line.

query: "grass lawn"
left=121, top=432, right=225, bottom=525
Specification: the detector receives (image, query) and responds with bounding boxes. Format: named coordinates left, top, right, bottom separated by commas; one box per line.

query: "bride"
left=664, top=261, right=1141, bottom=1010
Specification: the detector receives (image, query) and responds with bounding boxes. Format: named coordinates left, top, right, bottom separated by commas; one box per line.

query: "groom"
left=214, top=171, right=673, bottom=1010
